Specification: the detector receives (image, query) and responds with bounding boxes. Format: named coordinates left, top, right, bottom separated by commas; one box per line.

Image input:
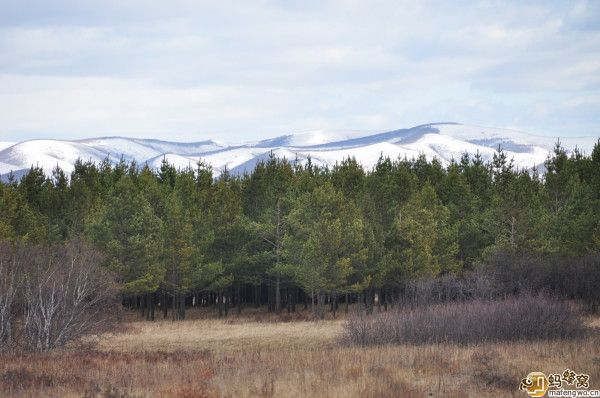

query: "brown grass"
left=0, top=307, right=598, bottom=397
left=93, top=318, right=342, bottom=353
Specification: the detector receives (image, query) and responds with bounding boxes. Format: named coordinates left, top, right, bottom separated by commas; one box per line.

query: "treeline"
left=0, top=142, right=599, bottom=319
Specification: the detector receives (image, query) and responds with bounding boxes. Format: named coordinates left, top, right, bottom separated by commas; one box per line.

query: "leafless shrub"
left=396, top=269, right=499, bottom=308
left=482, top=252, right=600, bottom=312
left=393, top=253, right=600, bottom=313
left=344, top=295, right=586, bottom=346
left=0, top=242, right=22, bottom=350
left=22, top=239, right=120, bottom=351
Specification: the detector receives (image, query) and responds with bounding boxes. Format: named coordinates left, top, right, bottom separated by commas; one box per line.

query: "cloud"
left=0, top=0, right=599, bottom=141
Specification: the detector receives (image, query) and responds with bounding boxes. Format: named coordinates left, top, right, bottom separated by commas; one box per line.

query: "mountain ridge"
left=1, top=123, right=597, bottom=180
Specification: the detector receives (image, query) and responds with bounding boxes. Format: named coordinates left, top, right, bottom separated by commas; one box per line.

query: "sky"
left=0, top=0, right=599, bottom=142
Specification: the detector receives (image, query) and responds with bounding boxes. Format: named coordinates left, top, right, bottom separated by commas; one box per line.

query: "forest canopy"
left=1, top=142, right=599, bottom=319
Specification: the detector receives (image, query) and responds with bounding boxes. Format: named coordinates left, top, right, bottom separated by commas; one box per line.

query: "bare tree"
left=0, top=242, right=20, bottom=349
left=23, top=239, right=119, bottom=351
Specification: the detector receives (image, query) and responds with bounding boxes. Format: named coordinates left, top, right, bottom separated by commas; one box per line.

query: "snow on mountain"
left=78, top=137, right=226, bottom=159
left=0, top=123, right=597, bottom=179
left=432, top=124, right=596, bottom=154
left=0, top=139, right=106, bottom=176
left=254, top=129, right=375, bottom=148
left=0, top=142, right=15, bottom=151
left=146, top=153, right=199, bottom=171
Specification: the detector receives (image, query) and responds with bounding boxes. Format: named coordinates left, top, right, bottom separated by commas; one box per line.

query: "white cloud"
left=0, top=0, right=599, bottom=141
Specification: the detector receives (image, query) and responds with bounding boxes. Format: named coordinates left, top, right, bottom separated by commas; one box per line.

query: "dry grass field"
left=0, top=308, right=598, bottom=398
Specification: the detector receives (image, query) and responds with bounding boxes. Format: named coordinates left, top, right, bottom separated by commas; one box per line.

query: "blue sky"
left=1, top=0, right=599, bottom=142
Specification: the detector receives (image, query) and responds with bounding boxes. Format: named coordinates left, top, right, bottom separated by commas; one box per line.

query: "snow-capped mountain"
left=0, top=123, right=597, bottom=180
left=0, top=142, right=15, bottom=152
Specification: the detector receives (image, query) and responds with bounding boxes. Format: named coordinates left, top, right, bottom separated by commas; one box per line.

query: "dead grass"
left=93, top=317, right=342, bottom=353
left=1, top=307, right=598, bottom=397
left=0, top=350, right=216, bottom=398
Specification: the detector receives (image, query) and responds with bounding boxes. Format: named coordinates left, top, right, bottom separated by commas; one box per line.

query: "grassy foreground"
left=1, top=308, right=599, bottom=398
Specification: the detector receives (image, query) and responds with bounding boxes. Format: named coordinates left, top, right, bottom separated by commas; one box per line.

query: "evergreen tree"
left=387, top=182, right=461, bottom=278
left=284, top=182, right=365, bottom=318
left=85, top=176, right=164, bottom=301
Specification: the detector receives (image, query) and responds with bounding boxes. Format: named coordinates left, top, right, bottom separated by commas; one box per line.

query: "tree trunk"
left=303, top=290, right=307, bottom=310
left=332, top=293, right=337, bottom=318
left=317, top=293, right=324, bottom=319
left=150, top=292, right=155, bottom=321
left=254, top=285, right=260, bottom=307
left=267, top=284, right=273, bottom=312
left=383, top=288, right=388, bottom=311
left=366, top=289, right=374, bottom=314
left=358, top=292, right=363, bottom=313
left=172, top=292, right=176, bottom=321
left=218, top=291, right=223, bottom=318
left=274, top=199, right=283, bottom=314
left=141, top=295, right=146, bottom=319
left=275, top=276, right=281, bottom=313
left=162, top=291, right=168, bottom=319
left=178, top=293, right=185, bottom=320
left=292, top=287, right=297, bottom=312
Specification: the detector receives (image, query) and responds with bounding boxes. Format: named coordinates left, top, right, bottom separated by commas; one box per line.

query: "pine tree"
left=388, top=182, right=461, bottom=278
left=85, top=176, right=164, bottom=312
left=284, top=182, right=365, bottom=318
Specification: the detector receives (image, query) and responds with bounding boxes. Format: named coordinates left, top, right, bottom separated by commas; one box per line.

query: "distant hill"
left=1, top=123, right=597, bottom=179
